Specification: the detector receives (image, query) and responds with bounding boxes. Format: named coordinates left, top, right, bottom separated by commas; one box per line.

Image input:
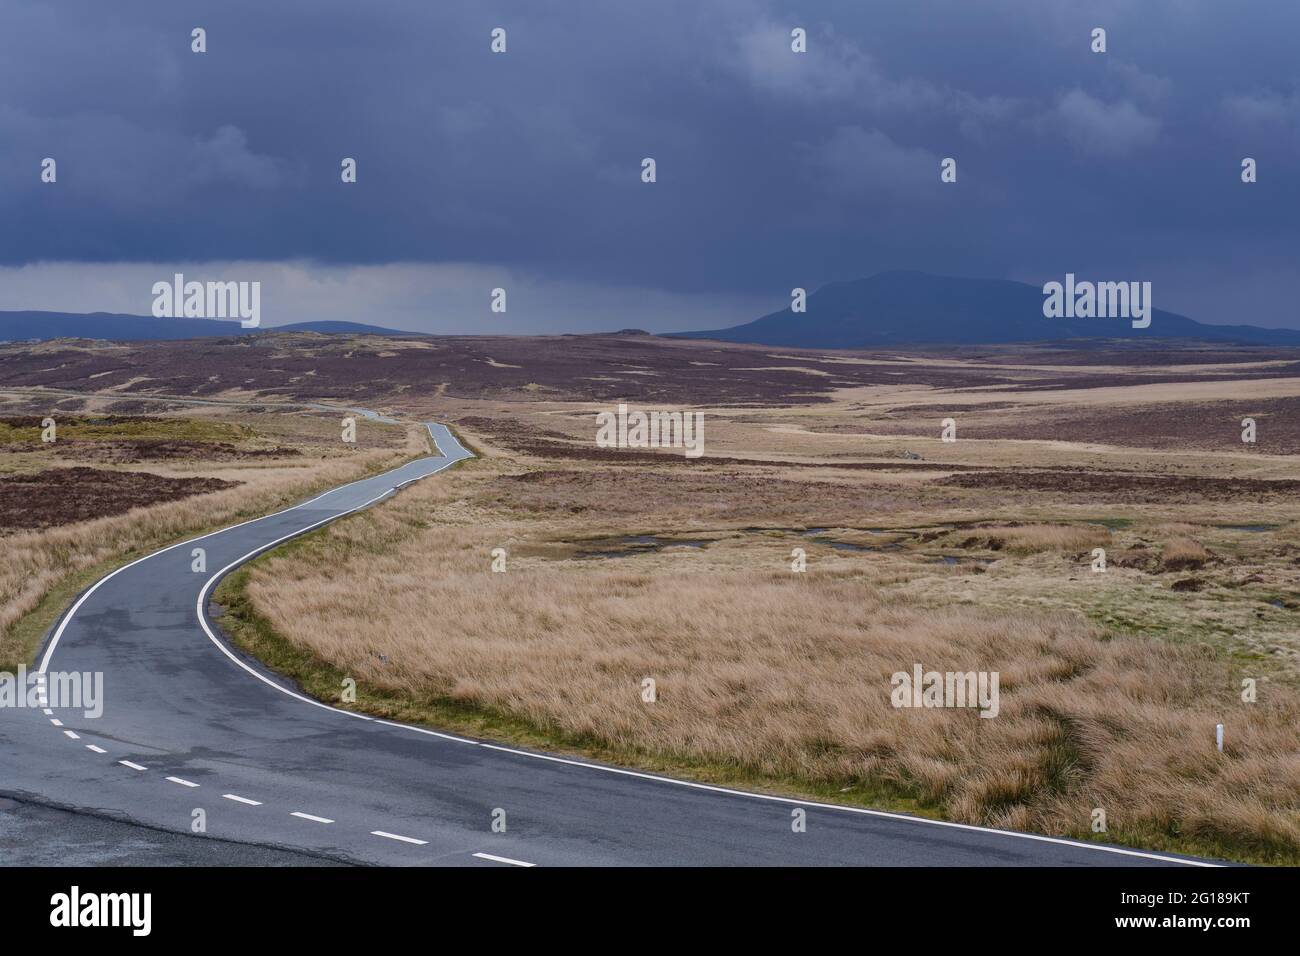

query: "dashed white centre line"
left=166, top=776, right=199, bottom=788
left=85, top=744, right=106, bottom=754
left=62, top=730, right=79, bottom=740
left=49, top=718, right=63, bottom=727
left=473, top=852, right=536, bottom=867
left=222, top=793, right=262, bottom=806
left=119, top=760, right=147, bottom=771
left=371, top=830, right=427, bottom=845
left=291, top=811, right=334, bottom=824
left=42, top=708, right=53, bottom=716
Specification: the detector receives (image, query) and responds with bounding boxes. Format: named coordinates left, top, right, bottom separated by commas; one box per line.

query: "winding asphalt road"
left=0, top=420, right=1219, bottom=866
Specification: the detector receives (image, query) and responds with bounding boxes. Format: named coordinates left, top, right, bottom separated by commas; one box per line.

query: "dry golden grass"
left=952, top=524, right=1111, bottom=554
left=239, top=440, right=1300, bottom=862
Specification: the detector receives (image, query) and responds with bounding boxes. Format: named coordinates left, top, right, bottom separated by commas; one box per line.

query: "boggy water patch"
left=571, top=534, right=717, bottom=559
left=804, top=533, right=904, bottom=553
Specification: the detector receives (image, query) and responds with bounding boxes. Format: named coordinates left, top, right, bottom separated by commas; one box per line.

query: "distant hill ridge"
left=5, top=273, right=1300, bottom=347
left=0, top=311, right=416, bottom=342
left=672, top=271, right=1300, bottom=347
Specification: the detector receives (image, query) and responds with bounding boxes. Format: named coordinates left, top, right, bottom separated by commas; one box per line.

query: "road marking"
left=291, top=811, right=334, bottom=824
left=166, top=776, right=199, bottom=788
left=86, top=745, right=106, bottom=754
left=62, top=730, right=79, bottom=740
left=371, top=830, right=427, bottom=845
left=49, top=718, right=62, bottom=726
left=119, top=760, right=147, bottom=771
left=473, top=852, right=535, bottom=867
left=222, top=793, right=262, bottom=806
left=42, top=708, right=53, bottom=716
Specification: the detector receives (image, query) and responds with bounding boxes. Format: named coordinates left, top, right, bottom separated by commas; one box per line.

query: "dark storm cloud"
left=1, top=0, right=1298, bottom=327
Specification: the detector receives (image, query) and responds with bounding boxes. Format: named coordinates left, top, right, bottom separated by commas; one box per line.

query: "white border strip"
left=291, top=811, right=334, bottom=824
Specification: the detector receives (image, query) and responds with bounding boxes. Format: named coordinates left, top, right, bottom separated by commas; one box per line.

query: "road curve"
left=0, top=421, right=1218, bottom=866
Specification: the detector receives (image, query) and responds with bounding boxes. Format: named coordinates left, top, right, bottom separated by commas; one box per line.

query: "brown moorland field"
left=0, top=466, right=240, bottom=530
left=3, top=332, right=1298, bottom=863
left=3, top=332, right=1299, bottom=407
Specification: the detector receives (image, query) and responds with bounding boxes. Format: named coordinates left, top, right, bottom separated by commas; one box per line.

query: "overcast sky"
left=2, top=0, right=1297, bottom=332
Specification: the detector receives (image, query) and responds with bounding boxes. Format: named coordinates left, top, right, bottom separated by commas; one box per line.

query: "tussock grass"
left=234, top=460, right=1300, bottom=864
left=1162, top=537, right=1213, bottom=571
left=956, top=523, right=1111, bottom=554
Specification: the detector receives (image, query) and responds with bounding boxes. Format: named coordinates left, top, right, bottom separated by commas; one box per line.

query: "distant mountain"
left=0, top=311, right=417, bottom=342
left=673, top=271, right=1300, bottom=348
left=276, top=320, right=418, bottom=335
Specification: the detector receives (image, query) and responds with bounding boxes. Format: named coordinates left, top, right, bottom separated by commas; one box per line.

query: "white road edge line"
left=85, top=745, right=106, bottom=754
left=371, top=830, right=427, bottom=845
left=291, top=811, right=334, bottom=824
left=222, top=793, right=262, bottom=806
left=473, top=852, right=535, bottom=867
left=37, top=419, right=1218, bottom=868
left=119, top=760, right=147, bottom=771
left=166, top=776, right=199, bottom=788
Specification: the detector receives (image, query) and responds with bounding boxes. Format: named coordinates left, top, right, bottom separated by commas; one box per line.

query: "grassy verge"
left=213, top=549, right=935, bottom=815
left=212, top=531, right=1290, bottom=866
